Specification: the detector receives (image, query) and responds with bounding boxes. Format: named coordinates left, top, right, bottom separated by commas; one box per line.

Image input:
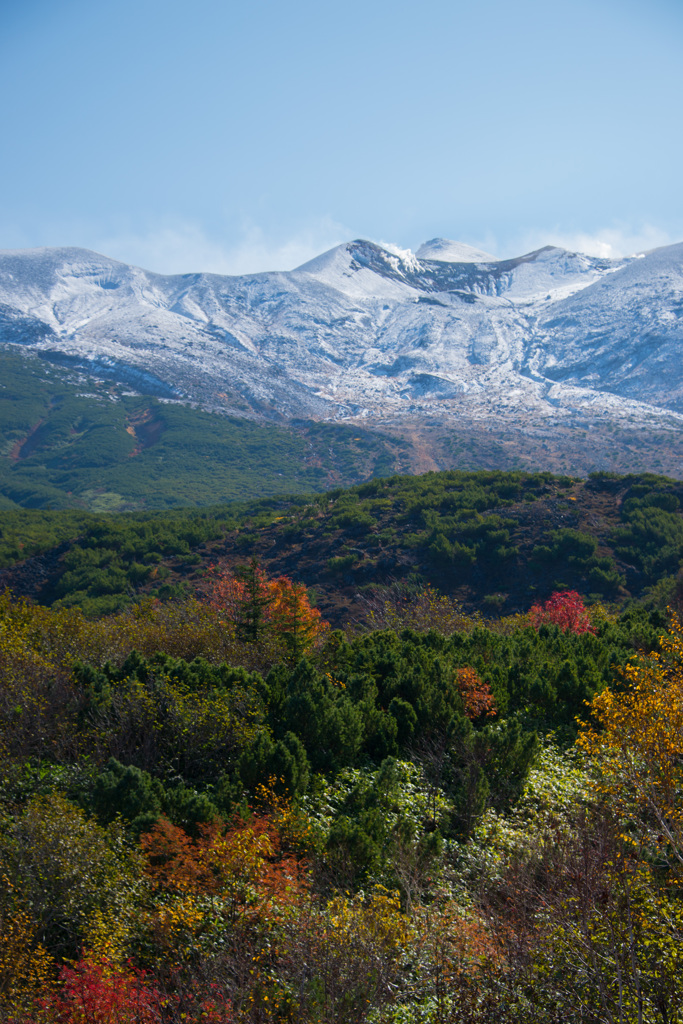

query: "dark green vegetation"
left=3, top=467, right=683, bottom=621
left=1, top=601, right=663, bottom=853
left=0, top=349, right=410, bottom=510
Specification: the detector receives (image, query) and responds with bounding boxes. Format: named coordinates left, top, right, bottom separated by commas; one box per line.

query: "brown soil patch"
left=126, top=408, right=167, bottom=456
left=9, top=418, right=46, bottom=461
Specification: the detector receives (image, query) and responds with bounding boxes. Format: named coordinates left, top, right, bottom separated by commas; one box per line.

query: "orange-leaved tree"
left=455, top=667, right=497, bottom=720
left=209, top=560, right=328, bottom=663
left=140, top=808, right=309, bottom=931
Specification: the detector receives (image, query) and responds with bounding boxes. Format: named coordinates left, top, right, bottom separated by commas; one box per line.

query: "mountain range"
left=1, top=236, right=682, bottom=488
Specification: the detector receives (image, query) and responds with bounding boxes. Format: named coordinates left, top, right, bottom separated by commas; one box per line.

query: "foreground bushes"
left=0, top=584, right=678, bottom=1022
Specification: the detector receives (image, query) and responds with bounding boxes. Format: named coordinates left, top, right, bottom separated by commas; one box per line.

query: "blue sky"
left=2, top=0, right=682, bottom=273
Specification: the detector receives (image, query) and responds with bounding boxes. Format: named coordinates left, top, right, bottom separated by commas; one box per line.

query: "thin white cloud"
left=378, top=227, right=678, bottom=264
left=499, top=224, right=676, bottom=260
left=94, top=217, right=350, bottom=276
left=27, top=219, right=680, bottom=274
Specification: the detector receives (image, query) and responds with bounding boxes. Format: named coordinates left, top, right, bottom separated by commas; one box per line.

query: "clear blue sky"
left=2, top=0, right=682, bottom=273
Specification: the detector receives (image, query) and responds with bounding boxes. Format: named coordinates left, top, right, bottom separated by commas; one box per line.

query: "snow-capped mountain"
left=1, top=237, right=682, bottom=440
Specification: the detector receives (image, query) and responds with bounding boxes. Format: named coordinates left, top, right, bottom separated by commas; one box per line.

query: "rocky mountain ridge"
left=1, top=236, right=682, bottom=477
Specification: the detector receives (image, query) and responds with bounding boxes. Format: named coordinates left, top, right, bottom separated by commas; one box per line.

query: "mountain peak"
left=416, top=238, right=496, bottom=263
left=2, top=239, right=683, bottom=458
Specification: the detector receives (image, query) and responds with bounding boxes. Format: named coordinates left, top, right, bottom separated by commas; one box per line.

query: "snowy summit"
left=0, top=237, right=682, bottom=437
left=415, top=238, right=496, bottom=263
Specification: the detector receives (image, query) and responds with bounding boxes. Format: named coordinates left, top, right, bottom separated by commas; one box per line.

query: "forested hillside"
left=2, top=470, right=683, bottom=1022
left=0, top=350, right=411, bottom=510
left=2, top=468, right=683, bottom=620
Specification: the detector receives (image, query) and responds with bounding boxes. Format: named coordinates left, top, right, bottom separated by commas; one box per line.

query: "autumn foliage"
left=140, top=809, right=308, bottom=921
left=578, top=612, right=683, bottom=859
left=209, top=561, right=329, bottom=662
left=4, top=568, right=683, bottom=1023
left=455, top=667, right=497, bottom=720
left=20, top=956, right=234, bottom=1024
left=529, top=589, right=596, bottom=634
left=33, top=958, right=164, bottom=1024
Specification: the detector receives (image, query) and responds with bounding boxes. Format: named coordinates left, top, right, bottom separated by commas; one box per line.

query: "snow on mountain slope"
left=486, top=246, right=630, bottom=303
left=294, top=241, right=420, bottom=300
left=0, top=238, right=681, bottom=436
left=530, top=242, right=683, bottom=410
left=416, top=238, right=496, bottom=262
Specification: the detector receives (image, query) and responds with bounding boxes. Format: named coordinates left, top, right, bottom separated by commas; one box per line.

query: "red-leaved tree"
left=24, top=957, right=234, bottom=1024
left=529, top=590, right=596, bottom=635
left=30, top=958, right=164, bottom=1024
